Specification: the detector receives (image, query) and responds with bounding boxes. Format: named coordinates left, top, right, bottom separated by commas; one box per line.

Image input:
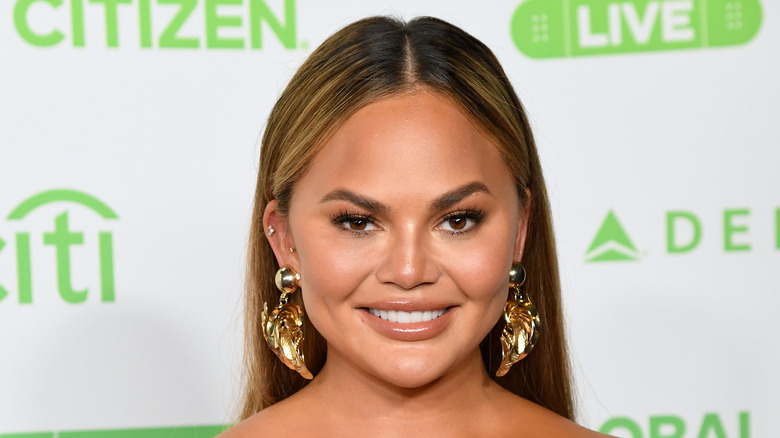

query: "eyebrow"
left=319, top=181, right=491, bottom=214
left=320, top=189, right=389, bottom=214
left=430, top=181, right=492, bottom=212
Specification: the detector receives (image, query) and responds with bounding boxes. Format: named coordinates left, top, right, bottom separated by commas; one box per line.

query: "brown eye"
left=447, top=217, right=467, bottom=230
left=438, top=210, right=484, bottom=234
left=331, top=213, right=379, bottom=233
left=349, top=219, right=368, bottom=230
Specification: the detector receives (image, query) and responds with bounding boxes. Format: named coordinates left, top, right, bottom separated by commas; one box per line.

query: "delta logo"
left=585, top=210, right=641, bottom=262
left=511, top=0, right=763, bottom=59
left=584, top=207, right=780, bottom=262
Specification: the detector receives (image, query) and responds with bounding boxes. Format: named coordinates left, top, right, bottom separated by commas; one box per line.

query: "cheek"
left=442, top=223, right=516, bottom=305
left=292, top=223, right=376, bottom=329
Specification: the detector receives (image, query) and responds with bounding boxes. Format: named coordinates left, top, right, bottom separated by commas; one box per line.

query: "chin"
left=370, top=357, right=453, bottom=390
left=379, top=372, right=441, bottom=390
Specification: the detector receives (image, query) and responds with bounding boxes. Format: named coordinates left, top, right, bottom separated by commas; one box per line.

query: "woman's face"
left=266, top=90, right=528, bottom=388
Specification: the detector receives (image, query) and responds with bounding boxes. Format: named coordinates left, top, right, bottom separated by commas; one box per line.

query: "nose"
left=375, top=225, right=439, bottom=290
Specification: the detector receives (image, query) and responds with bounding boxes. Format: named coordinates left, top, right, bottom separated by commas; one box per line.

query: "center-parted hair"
left=243, top=16, right=573, bottom=420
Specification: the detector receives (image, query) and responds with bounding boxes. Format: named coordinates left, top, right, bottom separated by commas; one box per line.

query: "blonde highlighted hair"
left=242, top=16, right=573, bottom=420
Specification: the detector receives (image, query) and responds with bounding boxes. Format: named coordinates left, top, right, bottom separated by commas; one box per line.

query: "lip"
left=358, top=303, right=457, bottom=342
left=358, top=300, right=456, bottom=312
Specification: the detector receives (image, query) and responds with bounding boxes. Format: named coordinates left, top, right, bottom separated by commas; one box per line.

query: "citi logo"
left=0, top=189, right=117, bottom=304
left=511, top=0, right=762, bottom=59
left=585, top=207, right=780, bottom=262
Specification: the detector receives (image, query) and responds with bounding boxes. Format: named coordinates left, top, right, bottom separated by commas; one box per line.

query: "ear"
left=513, top=188, right=532, bottom=263
left=263, top=199, right=300, bottom=270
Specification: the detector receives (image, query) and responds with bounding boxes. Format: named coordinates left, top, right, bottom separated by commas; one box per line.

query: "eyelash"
left=439, top=209, right=485, bottom=235
left=329, top=208, right=485, bottom=236
left=330, top=210, right=379, bottom=235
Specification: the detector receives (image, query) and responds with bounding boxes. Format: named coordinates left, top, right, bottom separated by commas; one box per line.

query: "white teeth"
left=368, top=308, right=446, bottom=323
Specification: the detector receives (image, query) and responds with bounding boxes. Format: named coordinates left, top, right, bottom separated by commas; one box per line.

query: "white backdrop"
left=1, top=0, right=778, bottom=437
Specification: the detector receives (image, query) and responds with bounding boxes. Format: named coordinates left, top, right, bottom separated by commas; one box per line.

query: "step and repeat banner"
left=1, top=0, right=777, bottom=436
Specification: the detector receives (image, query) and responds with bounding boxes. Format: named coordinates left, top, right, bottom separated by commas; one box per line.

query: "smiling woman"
left=222, top=16, right=606, bottom=437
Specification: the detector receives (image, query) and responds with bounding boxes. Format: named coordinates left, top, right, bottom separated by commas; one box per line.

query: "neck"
left=301, top=347, right=503, bottom=433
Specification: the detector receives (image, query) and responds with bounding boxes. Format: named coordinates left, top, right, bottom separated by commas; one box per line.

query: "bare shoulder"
left=215, top=411, right=271, bottom=438
left=494, top=390, right=612, bottom=437
left=216, top=400, right=302, bottom=438
left=528, top=411, right=613, bottom=438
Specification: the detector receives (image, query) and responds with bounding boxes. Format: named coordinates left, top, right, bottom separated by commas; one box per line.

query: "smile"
left=367, top=308, right=447, bottom=324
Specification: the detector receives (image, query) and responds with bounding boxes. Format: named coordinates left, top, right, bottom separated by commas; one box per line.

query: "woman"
left=223, top=16, right=606, bottom=437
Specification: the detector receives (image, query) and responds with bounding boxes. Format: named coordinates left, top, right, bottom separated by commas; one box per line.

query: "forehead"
left=295, top=91, right=516, bottom=203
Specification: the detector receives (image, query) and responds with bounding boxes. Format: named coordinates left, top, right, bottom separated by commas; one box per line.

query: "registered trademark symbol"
left=300, top=40, right=309, bottom=50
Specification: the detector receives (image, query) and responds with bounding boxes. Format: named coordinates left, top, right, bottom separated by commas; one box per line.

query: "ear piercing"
left=266, top=226, right=296, bottom=254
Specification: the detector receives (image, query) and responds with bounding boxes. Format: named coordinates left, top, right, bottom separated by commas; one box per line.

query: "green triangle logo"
left=585, top=210, right=640, bottom=262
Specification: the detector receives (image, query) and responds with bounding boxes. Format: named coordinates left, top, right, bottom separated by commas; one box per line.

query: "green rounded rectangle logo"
left=511, top=0, right=762, bottom=58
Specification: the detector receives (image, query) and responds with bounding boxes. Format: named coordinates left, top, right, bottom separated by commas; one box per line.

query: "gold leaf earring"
left=496, top=262, right=541, bottom=377
left=261, top=266, right=313, bottom=379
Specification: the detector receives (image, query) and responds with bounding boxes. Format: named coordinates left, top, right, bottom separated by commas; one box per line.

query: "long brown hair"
left=241, top=16, right=573, bottom=420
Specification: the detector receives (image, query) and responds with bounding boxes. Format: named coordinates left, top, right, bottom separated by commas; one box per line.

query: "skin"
left=222, top=91, right=606, bottom=437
